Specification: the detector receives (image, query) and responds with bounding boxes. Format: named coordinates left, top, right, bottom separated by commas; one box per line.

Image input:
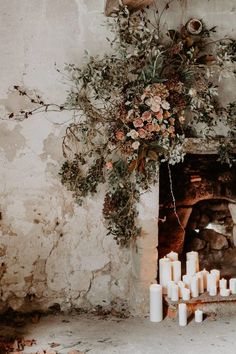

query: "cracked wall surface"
left=0, top=0, right=235, bottom=314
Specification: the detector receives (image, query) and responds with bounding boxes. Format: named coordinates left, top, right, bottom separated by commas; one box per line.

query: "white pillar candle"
left=171, top=283, right=179, bottom=302
left=220, top=288, right=230, bottom=297
left=196, top=272, right=204, bottom=294
left=159, top=257, right=172, bottom=294
left=149, top=284, right=163, bottom=322
left=211, top=269, right=220, bottom=286
left=178, top=303, right=187, bottom=326
left=167, top=281, right=175, bottom=298
left=229, top=278, right=236, bottom=294
left=172, top=260, right=181, bottom=283
left=202, top=269, right=209, bottom=290
left=166, top=251, right=178, bottom=261
left=182, top=288, right=191, bottom=301
left=207, top=273, right=217, bottom=292
left=195, top=309, right=203, bottom=323
left=182, top=274, right=192, bottom=289
left=190, top=275, right=199, bottom=298
left=186, top=258, right=197, bottom=276
left=186, top=251, right=199, bottom=272
left=219, top=278, right=227, bottom=289
left=178, top=281, right=185, bottom=298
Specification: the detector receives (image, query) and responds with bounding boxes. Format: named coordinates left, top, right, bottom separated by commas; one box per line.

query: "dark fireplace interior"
left=158, top=154, right=236, bottom=278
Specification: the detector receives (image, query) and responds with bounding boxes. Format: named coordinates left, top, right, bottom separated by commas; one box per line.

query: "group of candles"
left=150, top=250, right=236, bottom=326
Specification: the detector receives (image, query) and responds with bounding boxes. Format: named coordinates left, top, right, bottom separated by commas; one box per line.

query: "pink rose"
left=142, top=111, right=152, bottom=122
left=138, top=128, right=147, bottom=138
left=156, top=111, right=163, bottom=121
left=133, top=118, right=144, bottom=128
left=168, top=126, right=175, bottom=134
left=115, top=131, right=125, bottom=141
left=145, top=123, right=155, bottom=132
left=105, top=161, right=113, bottom=170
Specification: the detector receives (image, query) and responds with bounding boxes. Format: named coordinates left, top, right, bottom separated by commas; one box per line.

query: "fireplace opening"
left=158, top=154, right=236, bottom=277
left=184, top=198, right=236, bottom=277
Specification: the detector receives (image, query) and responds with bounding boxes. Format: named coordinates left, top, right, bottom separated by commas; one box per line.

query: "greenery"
left=9, top=2, right=236, bottom=245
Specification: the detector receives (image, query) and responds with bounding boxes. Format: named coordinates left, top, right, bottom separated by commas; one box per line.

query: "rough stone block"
left=200, top=229, right=228, bottom=250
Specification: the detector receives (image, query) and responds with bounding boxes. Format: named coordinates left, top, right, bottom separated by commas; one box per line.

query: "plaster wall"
left=0, top=0, right=235, bottom=314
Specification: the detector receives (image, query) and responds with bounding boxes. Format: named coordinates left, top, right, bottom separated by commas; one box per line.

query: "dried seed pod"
left=186, top=19, right=203, bottom=35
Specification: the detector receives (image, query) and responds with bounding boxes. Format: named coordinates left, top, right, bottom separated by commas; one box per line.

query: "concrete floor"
left=1, top=312, right=236, bottom=354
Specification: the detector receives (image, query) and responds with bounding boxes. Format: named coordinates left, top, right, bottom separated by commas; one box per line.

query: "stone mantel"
left=183, top=138, right=236, bottom=155
left=105, top=0, right=154, bottom=16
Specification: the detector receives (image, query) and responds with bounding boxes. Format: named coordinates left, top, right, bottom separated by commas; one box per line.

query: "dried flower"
left=138, top=128, right=147, bottom=138
left=132, top=141, right=140, bottom=150
left=115, top=131, right=125, bottom=141
left=133, top=118, right=144, bottom=128
left=127, top=129, right=139, bottom=139
left=105, top=161, right=113, bottom=170
left=161, top=100, right=170, bottom=110
left=142, top=111, right=152, bottom=122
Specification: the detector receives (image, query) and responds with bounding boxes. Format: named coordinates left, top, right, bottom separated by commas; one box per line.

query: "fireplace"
left=158, top=153, right=236, bottom=278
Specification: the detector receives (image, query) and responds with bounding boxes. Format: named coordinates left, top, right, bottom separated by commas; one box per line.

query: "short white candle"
left=178, top=281, right=186, bottom=298
left=172, top=260, right=181, bottom=283
left=229, top=278, right=236, bottom=294
left=149, top=284, right=163, bottom=322
left=219, top=278, right=227, bottom=289
left=195, top=309, right=203, bottom=323
left=197, top=272, right=204, bottom=294
left=178, top=303, right=187, bottom=326
left=182, top=288, right=191, bottom=301
left=159, top=258, right=172, bottom=294
left=182, top=274, right=192, bottom=289
left=171, top=283, right=179, bottom=302
left=202, top=269, right=209, bottom=290
left=211, top=269, right=220, bottom=286
left=186, top=251, right=199, bottom=272
left=220, top=288, right=230, bottom=297
left=167, top=281, right=175, bottom=298
left=190, top=275, right=199, bottom=298
left=166, top=251, right=178, bottom=261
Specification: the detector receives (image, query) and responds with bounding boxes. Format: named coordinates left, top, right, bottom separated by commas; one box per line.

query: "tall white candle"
left=197, top=272, right=204, bottom=294
left=229, top=278, right=236, bottom=294
left=171, top=284, right=179, bottom=302
left=207, top=273, right=217, bottom=296
left=220, top=288, right=230, bottom=297
left=182, top=288, right=190, bottom=301
left=190, top=275, right=199, bottom=298
left=195, top=309, right=203, bottom=323
left=202, top=269, right=209, bottom=290
left=211, top=269, right=220, bottom=287
left=172, top=260, right=181, bottom=283
left=149, top=284, right=163, bottom=322
left=182, top=274, right=192, bottom=289
left=159, top=257, right=172, bottom=294
left=186, top=258, right=197, bottom=276
left=219, top=278, right=227, bottom=289
left=178, top=303, right=187, bottom=326
left=166, top=251, right=178, bottom=261
left=207, top=273, right=217, bottom=292
left=186, top=251, right=199, bottom=272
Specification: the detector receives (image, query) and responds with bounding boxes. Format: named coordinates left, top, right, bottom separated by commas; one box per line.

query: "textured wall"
left=0, top=0, right=235, bottom=314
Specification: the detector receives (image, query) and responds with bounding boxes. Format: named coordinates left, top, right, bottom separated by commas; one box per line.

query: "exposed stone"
left=198, top=214, right=210, bottom=229
left=233, top=225, right=236, bottom=247
left=189, top=237, right=206, bottom=251
left=229, top=203, right=236, bottom=223
left=199, top=229, right=229, bottom=250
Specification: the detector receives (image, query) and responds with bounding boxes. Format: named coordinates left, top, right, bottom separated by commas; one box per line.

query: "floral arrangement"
left=9, top=2, right=236, bottom=246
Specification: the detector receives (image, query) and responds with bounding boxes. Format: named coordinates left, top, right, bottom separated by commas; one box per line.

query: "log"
left=105, top=0, right=154, bottom=16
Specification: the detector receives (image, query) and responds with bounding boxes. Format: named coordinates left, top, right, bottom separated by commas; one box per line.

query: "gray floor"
left=1, top=312, right=236, bottom=354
